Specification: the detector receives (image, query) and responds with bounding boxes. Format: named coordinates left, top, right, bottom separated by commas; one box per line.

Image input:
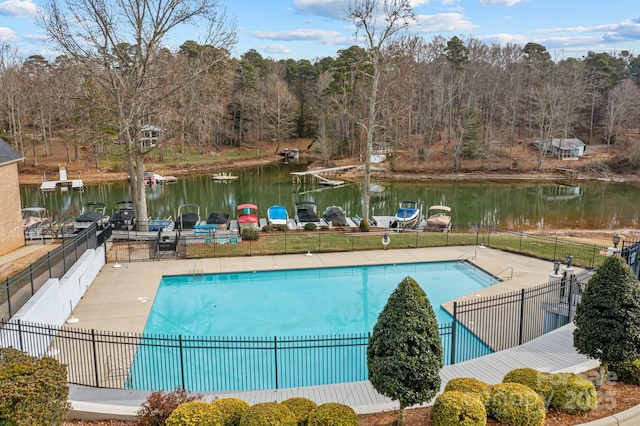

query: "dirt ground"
left=62, top=369, right=640, bottom=425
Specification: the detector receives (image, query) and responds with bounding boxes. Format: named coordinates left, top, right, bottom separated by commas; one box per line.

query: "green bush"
left=281, top=397, right=318, bottom=425
left=137, top=387, right=202, bottom=426
left=430, top=390, right=487, bottom=426
left=0, top=347, right=70, bottom=426
left=548, top=372, right=597, bottom=414
left=611, top=359, right=640, bottom=385
left=261, top=225, right=273, bottom=232
left=307, top=403, right=358, bottom=426
left=239, top=402, right=296, bottom=426
left=276, top=224, right=289, bottom=231
left=303, top=222, right=317, bottom=231
left=241, top=228, right=259, bottom=241
left=210, top=397, right=250, bottom=426
left=165, top=401, right=220, bottom=426
left=488, top=383, right=545, bottom=426
left=502, top=368, right=554, bottom=406
left=319, top=225, right=329, bottom=231
left=444, top=377, right=491, bottom=405
left=358, top=218, right=370, bottom=232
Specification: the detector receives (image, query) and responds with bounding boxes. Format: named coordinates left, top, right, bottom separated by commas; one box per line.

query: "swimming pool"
left=128, top=261, right=494, bottom=391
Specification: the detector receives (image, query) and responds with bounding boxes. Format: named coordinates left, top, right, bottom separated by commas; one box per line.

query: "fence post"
left=17, top=319, right=23, bottom=352
left=415, top=228, right=419, bottom=248
left=6, top=279, right=12, bottom=318
left=274, top=336, right=278, bottom=390
left=48, top=253, right=52, bottom=278
left=179, top=335, right=185, bottom=389
left=518, top=289, right=526, bottom=345
left=567, top=276, right=574, bottom=322
left=450, top=302, right=457, bottom=365
left=553, top=237, right=558, bottom=260
left=519, top=231, right=523, bottom=251
left=92, top=329, right=100, bottom=387
left=475, top=225, right=479, bottom=245
left=284, top=231, right=287, bottom=254
left=29, top=264, right=34, bottom=295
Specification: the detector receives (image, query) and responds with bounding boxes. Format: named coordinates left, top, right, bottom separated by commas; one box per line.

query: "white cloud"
left=292, top=0, right=346, bottom=20
left=260, top=43, right=292, bottom=54
left=0, top=26, right=17, bottom=41
left=0, top=0, right=37, bottom=18
left=252, top=28, right=342, bottom=41
left=479, top=0, right=524, bottom=6
left=413, top=13, right=478, bottom=33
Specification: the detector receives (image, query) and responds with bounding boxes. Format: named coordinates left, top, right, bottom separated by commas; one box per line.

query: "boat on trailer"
left=294, top=201, right=321, bottom=226
left=75, top=202, right=109, bottom=231
left=206, top=212, right=230, bottom=230
left=109, top=200, right=136, bottom=230
left=237, top=204, right=259, bottom=229
left=267, top=205, right=289, bottom=226
left=22, top=207, right=51, bottom=238
left=323, top=205, right=347, bottom=227
left=426, top=205, right=452, bottom=231
left=175, top=203, right=200, bottom=230
left=392, top=200, right=421, bottom=229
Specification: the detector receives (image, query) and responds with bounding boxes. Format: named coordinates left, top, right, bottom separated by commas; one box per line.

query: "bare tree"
left=346, top=0, right=415, bottom=221
left=602, top=79, right=640, bottom=149
left=37, top=0, right=236, bottom=228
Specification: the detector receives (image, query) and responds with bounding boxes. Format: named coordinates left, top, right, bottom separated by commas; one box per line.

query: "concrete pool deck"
left=67, top=246, right=624, bottom=422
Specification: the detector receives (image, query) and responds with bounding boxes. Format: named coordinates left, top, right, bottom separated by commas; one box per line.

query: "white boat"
left=393, top=200, right=421, bottom=229
left=267, top=205, right=289, bottom=226
left=294, top=201, right=321, bottom=226
left=426, top=205, right=452, bottom=231
left=22, top=207, right=51, bottom=238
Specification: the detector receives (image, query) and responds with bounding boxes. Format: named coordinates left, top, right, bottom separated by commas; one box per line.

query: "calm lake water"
left=19, top=161, right=640, bottom=231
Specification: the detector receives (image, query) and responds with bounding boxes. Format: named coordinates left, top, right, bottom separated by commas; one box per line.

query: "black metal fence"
left=0, top=225, right=103, bottom=319
left=0, top=223, right=607, bottom=392
left=106, top=223, right=608, bottom=270
left=0, top=267, right=584, bottom=393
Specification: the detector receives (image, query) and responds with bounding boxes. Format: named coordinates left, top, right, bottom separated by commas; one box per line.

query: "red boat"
left=237, top=204, right=259, bottom=229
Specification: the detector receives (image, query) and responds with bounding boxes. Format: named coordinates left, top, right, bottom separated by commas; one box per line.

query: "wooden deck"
left=68, top=324, right=595, bottom=419
left=40, top=179, right=84, bottom=191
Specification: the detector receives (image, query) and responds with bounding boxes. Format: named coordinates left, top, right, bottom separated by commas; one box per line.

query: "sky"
left=1, top=0, right=639, bottom=62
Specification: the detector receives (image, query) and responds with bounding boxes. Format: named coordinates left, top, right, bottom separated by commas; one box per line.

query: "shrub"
left=241, top=228, right=259, bottom=241
left=611, top=359, right=640, bottom=385
left=210, top=397, right=250, bottom=426
left=430, top=390, right=487, bottom=426
left=239, top=402, right=296, bottom=426
left=303, top=222, right=317, bottom=231
left=0, top=347, right=70, bottom=426
left=488, top=383, right=545, bottom=426
left=307, top=403, right=358, bottom=426
left=444, top=377, right=491, bottom=405
left=281, top=397, right=317, bottom=425
left=165, top=401, right=220, bottom=426
left=137, top=387, right=202, bottom=426
left=359, top=218, right=370, bottom=232
left=502, top=368, right=554, bottom=407
left=548, top=372, right=597, bottom=414
left=319, top=224, right=329, bottom=231
left=261, top=225, right=273, bottom=232
left=276, top=224, right=289, bottom=231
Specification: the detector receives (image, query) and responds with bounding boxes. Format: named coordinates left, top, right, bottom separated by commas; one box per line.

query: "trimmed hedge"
left=239, top=402, right=296, bottom=426
left=281, top=397, right=318, bottom=425
left=444, top=377, right=492, bottom=405
left=210, top=397, right=250, bottom=425
left=0, top=347, right=70, bottom=426
left=548, top=372, right=597, bottom=414
left=611, top=359, right=640, bottom=385
left=165, top=401, right=220, bottom=426
left=307, top=403, right=359, bottom=426
left=488, top=383, right=545, bottom=426
left=502, top=368, right=554, bottom=407
left=431, top=390, right=487, bottom=426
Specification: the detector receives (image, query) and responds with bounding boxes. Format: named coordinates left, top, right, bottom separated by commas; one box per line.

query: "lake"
left=19, top=161, right=640, bottom=231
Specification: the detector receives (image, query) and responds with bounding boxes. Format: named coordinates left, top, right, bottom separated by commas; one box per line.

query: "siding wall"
left=0, top=163, right=25, bottom=255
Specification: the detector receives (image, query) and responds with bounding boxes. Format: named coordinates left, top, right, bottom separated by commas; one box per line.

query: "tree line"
left=2, top=36, right=640, bottom=170
left=1, top=0, right=640, bottom=224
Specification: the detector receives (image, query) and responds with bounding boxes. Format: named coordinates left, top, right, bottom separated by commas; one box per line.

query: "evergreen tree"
left=367, top=276, right=443, bottom=425
left=573, top=255, right=640, bottom=385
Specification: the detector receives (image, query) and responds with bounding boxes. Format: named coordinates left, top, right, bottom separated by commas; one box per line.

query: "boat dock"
left=291, top=165, right=359, bottom=187
left=39, top=165, right=83, bottom=191
left=212, top=173, right=239, bottom=182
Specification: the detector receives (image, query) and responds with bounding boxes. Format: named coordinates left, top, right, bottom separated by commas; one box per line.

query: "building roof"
left=0, top=138, right=23, bottom=166
left=551, top=138, right=585, bottom=149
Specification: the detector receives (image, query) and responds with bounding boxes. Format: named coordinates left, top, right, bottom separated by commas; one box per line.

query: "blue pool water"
left=129, top=261, right=494, bottom=391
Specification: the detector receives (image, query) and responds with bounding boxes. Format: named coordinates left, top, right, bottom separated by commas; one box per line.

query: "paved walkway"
left=66, top=246, right=597, bottom=420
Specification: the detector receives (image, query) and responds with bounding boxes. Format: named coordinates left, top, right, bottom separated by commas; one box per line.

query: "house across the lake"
left=529, top=138, right=586, bottom=160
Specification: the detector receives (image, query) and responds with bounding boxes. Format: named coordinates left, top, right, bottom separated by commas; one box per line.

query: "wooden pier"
left=39, top=165, right=83, bottom=191
left=291, top=165, right=359, bottom=186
